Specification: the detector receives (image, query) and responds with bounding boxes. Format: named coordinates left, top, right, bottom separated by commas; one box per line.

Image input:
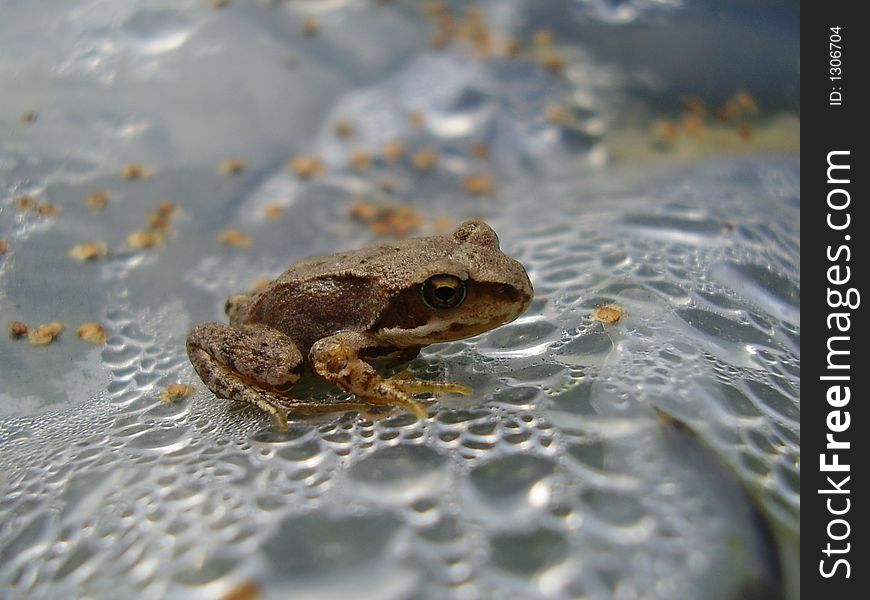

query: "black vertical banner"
left=804, top=3, right=866, bottom=598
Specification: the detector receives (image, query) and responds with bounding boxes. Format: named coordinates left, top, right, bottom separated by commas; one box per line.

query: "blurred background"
left=1, top=1, right=799, bottom=599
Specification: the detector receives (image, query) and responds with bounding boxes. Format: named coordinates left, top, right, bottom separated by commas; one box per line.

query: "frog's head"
left=374, top=219, right=534, bottom=347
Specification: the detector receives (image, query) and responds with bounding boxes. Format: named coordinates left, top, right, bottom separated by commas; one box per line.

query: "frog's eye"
left=422, top=274, right=467, bottom=310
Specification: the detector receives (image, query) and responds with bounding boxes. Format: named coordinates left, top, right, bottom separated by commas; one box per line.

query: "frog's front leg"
left=309, top=332, right=472, bottom=419
left=186, top=323, right=305, bottom=430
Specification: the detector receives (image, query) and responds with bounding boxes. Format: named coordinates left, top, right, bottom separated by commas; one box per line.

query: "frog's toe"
left=387, top=375, right=472, bottom=396
left=392, top=396, right=429, bottom=419
left=271, top=406, right=289, bottom=431
left=362, top=386, right=429, bottom=419
left=363, top=375, right=472, bottom=418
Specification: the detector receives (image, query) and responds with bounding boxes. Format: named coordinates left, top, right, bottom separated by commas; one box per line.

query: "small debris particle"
left=377, top=177, right=398, bottom=192
left=148, top=201, right=177, bottom=231
left=287, top=154, right=326, bottom=179
left=349, top=201, right=424, bottom=238
left=36, top=203, right=61, bottom=217
left=86, top=190, right=111, bottom=209
left=734, top=90, right=759, bottom=112
left=20, top=111, right=38, bottom=125
left=77, top=322, right=108, bottom=344
left=219, top=229, right=253, bottom=248
left=716, top=91, right=760, bottom=123
left=8, top=321, right=29, bottom=339
left=383, top=140, right=406, bottom=163
left=682, top=113, right=705, bottom=136
left=218, top=580, right=262, bottom=600
left=432, top=216, right=453, bottom=232
left=682, top=96, right=708, bottom=117
left=210, top=0, right=231, bottom=8
left=544, top=103, right=572, bottom=125
left=301, top=16, right=321, bottom=36
left=68, top=242, right=109, bottom=261
left=334, top=119, right=354, bottom=139
left=349, top=149, right=373, bottom=172
left=16, top=195, right=60, bottom=217
left=371, top=211, right=424, bottom=237
left=155, top=200, right=177, bottom=217
left=263, top=203, right=286, bottom=220
left=533, top=28, right=555, bottom=47
left=504, top=37, right=523, bottom=57
left=0, top=238, right=7, bottom=254
left=713, top=91, right=760, bottom=140
left=537, top=50, right=565, bottom=74
left=428, top=6, right=456, bottom=50
left=658, top=120, right=679, bottom=141
left=121, top=201, right=177, bottom=249
left=126, top=230, right=164, bottom=250
left=120, top=163, right=156, bottom=180
left=408, top=110, right=426, bottom=128
left=148, top=200, right=178, bottom=231
left=456, top=5, right=493, bottom=57
left=15, top=195, right=38, bottom=211
left=424, top=1, right=449, bottom=17
left=161, top=383, right=197, bottom=404
left=411, top=148, right=439, bottom=170
left=348, top=200, right=379, bottom=222
left=219, top=159, right=247, bottom=175
left=463, top=173, right=496, bottom=196
left=148, top=214, right=170, bottom=232
left=591, top=304, right=624, bottom=325
left=470, top=141, right=489, bottom=159
left=28, top=322, right=65, bottom=346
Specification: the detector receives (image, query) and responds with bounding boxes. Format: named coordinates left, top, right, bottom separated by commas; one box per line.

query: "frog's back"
left=275, top=238, right=450, bottom=291
left=231, top=224, right=512, bottom=356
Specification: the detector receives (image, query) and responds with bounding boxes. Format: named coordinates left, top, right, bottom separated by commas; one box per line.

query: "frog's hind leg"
left=186, top=322, right=304, bottom=430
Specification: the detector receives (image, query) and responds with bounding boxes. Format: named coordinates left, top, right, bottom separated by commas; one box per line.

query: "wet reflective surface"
left=1, top=1, right=798, bottom=598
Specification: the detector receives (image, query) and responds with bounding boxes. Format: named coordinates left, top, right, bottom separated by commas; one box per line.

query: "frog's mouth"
left=377, top=318, right=496, bottom=347
left=377, top=281, right=533, bottom=347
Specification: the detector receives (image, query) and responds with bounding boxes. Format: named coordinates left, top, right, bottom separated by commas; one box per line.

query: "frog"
left=186, top=219, right=533, bottom=430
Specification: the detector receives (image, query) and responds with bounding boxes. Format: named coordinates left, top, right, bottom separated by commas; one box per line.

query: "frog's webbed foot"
left=187, top=322, right=304, bottom=431
left=310, top=334, right=471, bottom=420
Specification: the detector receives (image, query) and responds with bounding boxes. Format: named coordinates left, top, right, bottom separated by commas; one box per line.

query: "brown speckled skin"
left=186, top=220, right=533, bottom=428
left=235, top=220, right=532, bottom=357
